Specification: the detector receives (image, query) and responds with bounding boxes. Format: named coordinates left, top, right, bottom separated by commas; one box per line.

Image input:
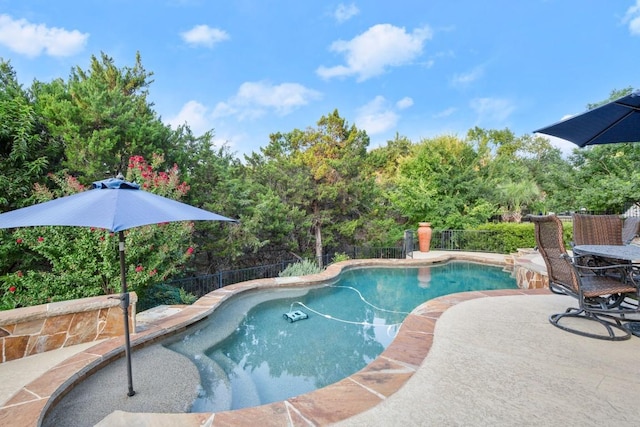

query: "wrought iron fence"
left=161, top=229, right=504, bottom=299
left=163, top=245, right=407, bottom=298
left=430, top=229, right=505, bottom=253
left=164, top=259, right=300, bottom=298
left=349, top=246, right=407, bottom=259
left=403, top=229, right=505, bottom=256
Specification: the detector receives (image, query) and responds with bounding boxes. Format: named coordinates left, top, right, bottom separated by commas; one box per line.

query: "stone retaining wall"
left=0, top=293, right=137, bottom=363
left=509, top=249, right=549, bottom=290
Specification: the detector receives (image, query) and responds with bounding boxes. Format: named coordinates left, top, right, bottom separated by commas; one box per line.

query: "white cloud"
left=334, top=3, right=359, bottom=23
left=623, top=1, right=640, bottom=35
left=396, top=97, right=414, bottom=110
left=451, top=66, right=484, bottom=87
left=469, top=97, right=515, bottom=124
left=167, top=100, right=212, bottom=135
left=211, top=101, right=239, bottom=119
left=356, top=96, right=399, bottom=135
left=180, top=24, right=229, bottom=48
left=212, top=81, right=322, bottom=120
left=433, top=107, right=457, bottom=118
left=316, top=23, right=433, bottom=82
left=0, top=14, right=88, bottom=58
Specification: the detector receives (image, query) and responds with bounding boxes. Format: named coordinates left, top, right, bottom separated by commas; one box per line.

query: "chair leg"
left=624, top=321, right=640, bottom=337
left=549, top=307, right=631, bottom=341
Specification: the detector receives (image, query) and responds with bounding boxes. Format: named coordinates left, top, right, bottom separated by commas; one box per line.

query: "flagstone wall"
left=508, top=249, right=549, bottom=289
left=0, top=293, right=137, bottom=363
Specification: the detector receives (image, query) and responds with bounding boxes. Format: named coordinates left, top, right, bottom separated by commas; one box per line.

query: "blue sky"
left=1, top=1, right=639, bottom=158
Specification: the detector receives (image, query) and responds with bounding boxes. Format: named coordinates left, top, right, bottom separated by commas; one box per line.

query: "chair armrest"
left=563, top=254, right=639, bottom=287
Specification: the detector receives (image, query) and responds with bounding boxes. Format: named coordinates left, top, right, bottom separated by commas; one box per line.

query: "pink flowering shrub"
left=3, top=156, right=196, bottom=309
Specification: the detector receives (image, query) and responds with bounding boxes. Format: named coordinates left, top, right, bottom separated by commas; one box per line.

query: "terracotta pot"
left=417, top=222, right=432, bottom=252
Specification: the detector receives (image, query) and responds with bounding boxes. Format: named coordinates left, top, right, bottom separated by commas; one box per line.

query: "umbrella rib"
left=614, top=100, right=640, bottom=111
left=584, top=109, right=636, bottom=145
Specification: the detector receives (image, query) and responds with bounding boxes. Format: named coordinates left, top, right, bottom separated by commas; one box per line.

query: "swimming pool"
left=164, top=261, right=517, bottom=412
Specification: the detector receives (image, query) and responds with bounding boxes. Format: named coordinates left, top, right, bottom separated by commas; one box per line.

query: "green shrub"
left=467, top=220, right=573, bottom=253
left=331, top=252, right=350, bottom=263
left=470, top=223, right=536, bottom=253
left=137, top=282, right=197, bottom=312
left=179, top=287, right=197, bottom=305
left=279, top=259, right=323, bottom=277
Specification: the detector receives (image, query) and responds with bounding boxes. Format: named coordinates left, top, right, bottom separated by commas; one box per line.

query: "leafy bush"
left=137, top=282, right=198, bottom=312
left=137, top=283, right=181, bottom=312
left=179, top=287, right=197, bottom=305
left=466, top=220, right=573, bottom=253
left=0, top=272, right=23, bottom=310
left=331, top=252, right=350, bottom=263
left=279, top=259, right=323, bottom=277
left=470, top=223, right=536, bottom=253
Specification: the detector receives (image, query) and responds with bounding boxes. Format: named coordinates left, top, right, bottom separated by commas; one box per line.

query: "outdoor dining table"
left=573, top=244, right=640, bottom=263
left=573, top=244, right=640, bottom=290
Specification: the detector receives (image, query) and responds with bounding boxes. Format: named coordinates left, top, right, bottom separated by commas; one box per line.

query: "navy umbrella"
left=534, top=90, right=640, bottom=147
left=0, top=177, right=237, bottom=396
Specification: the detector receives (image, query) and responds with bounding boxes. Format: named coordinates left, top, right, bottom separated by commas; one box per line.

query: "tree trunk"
left=313, top=203, right=323, bottom=268
left=314, top=221, right=323, bottom=268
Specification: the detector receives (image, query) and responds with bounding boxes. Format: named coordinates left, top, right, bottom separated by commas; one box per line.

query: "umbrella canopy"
left=534, top=90, right=640, bottom=147
left=0, top=177, right=235, bottom=232
left=0, top=177, right=237, bottom=397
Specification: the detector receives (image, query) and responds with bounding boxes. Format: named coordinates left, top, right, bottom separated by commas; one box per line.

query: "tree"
left=366, top=133, right=412, bottom=180
left=0, top=60, right=64, bottom=212
left=570, top=144, right=640, bottom=212
left=466, top=127, right=565, bottom=219
left=33, top=52, right=178, bottom=182
left=495, top=180, right=541, bottom=222
left=389, top=135, right=495, bottom=229
left=517, top=134, right=573, bottom=213
left=568, top=87, right=640, bottom=213
left=0, top=60, right=66, bottom=281
left=175, top=130, right=249, bottom=272
left=249, top=110, right=375, bottom=265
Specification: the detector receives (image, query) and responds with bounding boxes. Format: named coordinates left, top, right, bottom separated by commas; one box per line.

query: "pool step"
left=187, top=352, right=233, bottom=413
left=212, top=351, right=261, bottom=410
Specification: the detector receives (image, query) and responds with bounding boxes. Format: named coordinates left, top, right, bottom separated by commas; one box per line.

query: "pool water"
left=165, top=262, right=516, bottom=412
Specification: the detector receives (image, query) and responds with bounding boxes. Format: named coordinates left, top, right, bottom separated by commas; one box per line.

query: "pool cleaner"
left=283, top=310, right=308, bottom=323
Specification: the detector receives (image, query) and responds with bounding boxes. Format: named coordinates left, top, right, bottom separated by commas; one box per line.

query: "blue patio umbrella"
left=534, top=90, right=640, bottom=147
left=0, top=177, right=237, bottom=396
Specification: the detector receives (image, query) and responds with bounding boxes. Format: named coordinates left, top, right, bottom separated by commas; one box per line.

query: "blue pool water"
left=165, top=262, right=517, bottom=412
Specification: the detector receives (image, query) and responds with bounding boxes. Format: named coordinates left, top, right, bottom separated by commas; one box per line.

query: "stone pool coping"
left=0, top=253, right=543, bottom=426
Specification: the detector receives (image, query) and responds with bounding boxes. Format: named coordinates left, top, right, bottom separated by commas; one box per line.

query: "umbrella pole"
left=118, top=230, right=136, bottom=397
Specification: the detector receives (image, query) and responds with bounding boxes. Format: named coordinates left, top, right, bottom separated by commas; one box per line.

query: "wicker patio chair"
left=531, top=214, right=639, bottom=341
left=622, top=216, right=640, bottom=245
left=572, top=213, right=623, bottom=246
left=572, top=213, right=624, bottom=269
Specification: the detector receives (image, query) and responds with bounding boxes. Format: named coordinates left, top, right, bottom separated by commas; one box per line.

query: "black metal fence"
left=164, top=259, right=302, bottom=297
left=162, top=229, right=509, bottom=299
left=163, top=243, right=411, bottom=299
left=430, top=229, right=506, bottom=253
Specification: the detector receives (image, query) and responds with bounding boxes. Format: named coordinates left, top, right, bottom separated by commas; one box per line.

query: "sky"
left=1, top=1, right=640, bottom=158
